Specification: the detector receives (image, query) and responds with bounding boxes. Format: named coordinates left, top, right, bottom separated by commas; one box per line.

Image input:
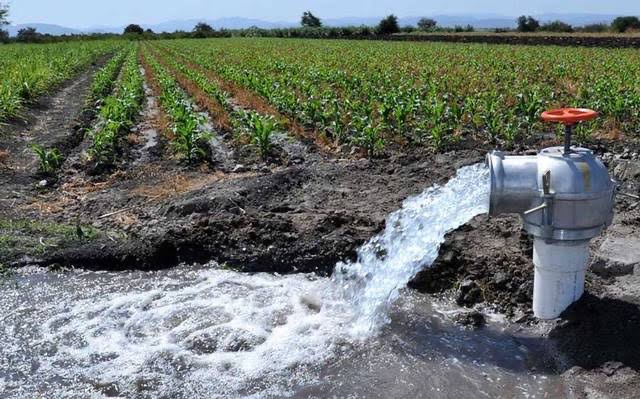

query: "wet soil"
left=1, top=61, right=640, bottom=398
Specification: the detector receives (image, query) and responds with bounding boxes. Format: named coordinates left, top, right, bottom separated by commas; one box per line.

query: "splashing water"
left=0, top=164, right=491, bottom=398
left=330, top=163, right=491, bottom=335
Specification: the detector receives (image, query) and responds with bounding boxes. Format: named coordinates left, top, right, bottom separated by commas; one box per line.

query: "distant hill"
left=6, top=14, right=621, bottom=36
left=7, top=23, right=82, bottom=36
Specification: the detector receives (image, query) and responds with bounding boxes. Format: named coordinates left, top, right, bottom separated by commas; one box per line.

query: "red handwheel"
left=541, top=108, right=598, bottom=155
left=541, top=108, right=598, bottom=125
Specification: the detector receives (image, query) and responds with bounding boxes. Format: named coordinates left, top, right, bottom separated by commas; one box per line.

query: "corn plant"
left=350, top=115, right=385, bottom=157
left=29, top=144, right=63, bottom=175
left=243, top=111, right=278, bottom=158
left=515, top=88, right=545, bottom=134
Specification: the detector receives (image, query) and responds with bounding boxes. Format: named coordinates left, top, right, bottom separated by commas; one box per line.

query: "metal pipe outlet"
left=485, top=109, right=617, bottom=319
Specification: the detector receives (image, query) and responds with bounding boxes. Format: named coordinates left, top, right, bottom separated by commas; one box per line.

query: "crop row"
left=87, top=49, right=128, bottom=107
left=87, top=46, right=145, bottom=167
left=142, top=49, right=213, bottom=163
left=158, top=38, right=640, bottom=154
left=147, top=45, right=282, bottom=158
left=0, top=41, right=124, bottom=122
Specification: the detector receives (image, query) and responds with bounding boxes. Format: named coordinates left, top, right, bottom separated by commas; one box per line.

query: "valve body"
left=487, top=147, right=616, bottom=319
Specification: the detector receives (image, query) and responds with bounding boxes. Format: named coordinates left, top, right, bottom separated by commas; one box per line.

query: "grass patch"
left=0, top=218, right=102, bottom=258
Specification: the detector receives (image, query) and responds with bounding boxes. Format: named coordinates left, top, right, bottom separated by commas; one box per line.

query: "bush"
left=453, top=24, right=475, bottom=33
left=377, top=15, right=400, bottom=35
left=540, top=20, right=574, bottom=33
left=611, top=16, right=640, bottom=33
left=579, top=23, right=610, bottom=33
left=356, top=25, right=372, bottom=36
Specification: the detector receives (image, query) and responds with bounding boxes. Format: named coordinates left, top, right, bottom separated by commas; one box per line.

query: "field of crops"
left=1, top=38, right=639, bottom=159
left=144, top=38, right=639, bottom=156
left=0, top=41, right=123, bottom=122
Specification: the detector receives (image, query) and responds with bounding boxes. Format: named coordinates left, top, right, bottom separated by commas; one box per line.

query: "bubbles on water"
left=1, top=269, right=355, bottom=398
left=0, top=164, right=491, bottom=398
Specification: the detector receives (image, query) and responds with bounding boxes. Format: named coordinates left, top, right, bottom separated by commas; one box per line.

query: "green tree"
left=611, top=16, right=640, bottom=33
left=17, top=27, right=40, bottom=43
left=0, top=2, right=8, bottom=25
left=516, top=15, right=540, bottom=32
left=301, top=11, right=322, bottom=28
left=193, top=22, right=214, bottom=38
left=0, top=1, right=8, bottom=40
left=377, top=14, right=400, bottom=35
left=123, top=24, right=144, bottom=34
left=417, top=17, right=437, bottom=31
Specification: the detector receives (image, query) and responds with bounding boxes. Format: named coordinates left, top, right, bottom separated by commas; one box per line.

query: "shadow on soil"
left=550, top=293, right=640, bottom=372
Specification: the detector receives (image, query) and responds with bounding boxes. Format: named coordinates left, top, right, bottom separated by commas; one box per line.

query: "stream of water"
left=0, top=164, right=563, bottom=398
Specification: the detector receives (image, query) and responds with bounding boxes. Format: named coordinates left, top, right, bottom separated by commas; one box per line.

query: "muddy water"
left=0, top=164, right=563, bottom=398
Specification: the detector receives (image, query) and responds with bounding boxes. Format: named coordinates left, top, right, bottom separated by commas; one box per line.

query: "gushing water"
left=0, top=164, right=492, bottom=398
left=331, top=163, right=491, bottom=335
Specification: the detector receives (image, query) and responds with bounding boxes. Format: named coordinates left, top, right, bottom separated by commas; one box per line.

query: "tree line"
left=1, top=4, right=639, bottom=44
left=515, top=15, right=640, bottom=34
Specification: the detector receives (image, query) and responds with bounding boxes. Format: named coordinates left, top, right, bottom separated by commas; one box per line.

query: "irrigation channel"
left=0, top=164, right=563, bottom=398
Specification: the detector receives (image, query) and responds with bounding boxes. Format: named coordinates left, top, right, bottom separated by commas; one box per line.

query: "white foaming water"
left=332, top=163, right=491, bottom=335
left=0, top=164, right=490, bottom=398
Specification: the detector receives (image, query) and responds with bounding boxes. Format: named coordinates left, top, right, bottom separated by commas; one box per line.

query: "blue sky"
left=5, top=0, right=639, bottom=28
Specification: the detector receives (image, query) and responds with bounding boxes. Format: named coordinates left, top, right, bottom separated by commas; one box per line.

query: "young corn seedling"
left=246, top=112, right=278, bottom=159
left=481, top=96, right=503, bottom=144
left=430, top=123, right=448, bottom=151
left=515, top=89, right=544, bottom=135
left=351, top=116, right=385, bottom=157
left=173, top=114, right=212, bottom=163
left=29, top=144, right=63, bottom=175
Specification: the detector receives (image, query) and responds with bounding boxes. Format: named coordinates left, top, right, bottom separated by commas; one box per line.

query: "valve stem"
left=564, top=124, right=573, bottom=155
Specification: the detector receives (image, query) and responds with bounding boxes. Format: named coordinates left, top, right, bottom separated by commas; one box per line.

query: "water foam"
left=0, top=163, right=490, bottom=398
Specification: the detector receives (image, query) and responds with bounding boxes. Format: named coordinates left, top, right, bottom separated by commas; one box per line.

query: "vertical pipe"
left=532, top=239, right=590, bottom=319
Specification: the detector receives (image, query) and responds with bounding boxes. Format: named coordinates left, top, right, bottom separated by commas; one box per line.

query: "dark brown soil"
left=1, top=58, right=640, bottom=398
